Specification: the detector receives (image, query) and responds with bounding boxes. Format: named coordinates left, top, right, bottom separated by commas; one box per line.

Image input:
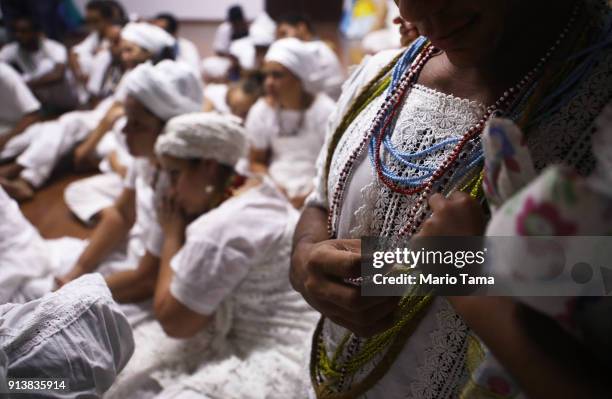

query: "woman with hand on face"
left=246, top=38, right=337, bottom=210
left=105, top=113, right=318, bottom=399
left=51, top=61, right=202, bottom=302
left=290, top=0, right=612, bottom=397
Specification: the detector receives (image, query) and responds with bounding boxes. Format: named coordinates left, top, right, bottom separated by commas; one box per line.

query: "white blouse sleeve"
left=0, top=274, right=134, bottom=397
left=245, top=100, right=273, bottom=150
left=170, top=238, right=252, bottom=316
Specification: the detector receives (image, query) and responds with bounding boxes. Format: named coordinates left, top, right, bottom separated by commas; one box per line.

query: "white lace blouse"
left=306, top=19, right=612, bottom=395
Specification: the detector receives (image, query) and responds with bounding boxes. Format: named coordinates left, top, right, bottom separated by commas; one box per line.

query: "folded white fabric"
left=121, top=22, right=175, bottom=57
left=156, top=112, right=247, bottom=168
left=124, top=60, right=204, bottom=121
left=0, top=274, right=134, bottom=397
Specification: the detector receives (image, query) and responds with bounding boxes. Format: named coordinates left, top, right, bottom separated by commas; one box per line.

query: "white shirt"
left=169, top=180, right=293, bottom=316
left=72, top=32, right=108, bottom=76
left=176, top=37, right=200, bottom=73
left=0, top=38, right=67, bottom=81
left=0, top=63, right=40, bottom=124
left=213, top=22, right=233, bottom=54
left=246, top=93, right=336, bottom=197
left=203, top=83, right=230, bottom=114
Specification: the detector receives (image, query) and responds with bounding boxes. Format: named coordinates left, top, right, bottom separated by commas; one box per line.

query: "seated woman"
left=0, top=274, right=134, bottom=398
left=246, top=38, right=336, bottom=209
left=45, top=62, right=201, bottom=312
left=104, top=112, right=318, bottom=399
left=0, top=22, right=176, bottom=201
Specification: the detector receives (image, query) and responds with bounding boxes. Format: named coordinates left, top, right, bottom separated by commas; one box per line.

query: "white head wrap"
left=249, top=12, right=277, bottom=47
left=121, top=22, right=176, bottom=56
left=264, top=37, right=324, bottom=94
left=201, top=56, right=232, bottom=80
left=156, top=113, right=247, bottom=168
left=124, top=60, right=204, bottom=121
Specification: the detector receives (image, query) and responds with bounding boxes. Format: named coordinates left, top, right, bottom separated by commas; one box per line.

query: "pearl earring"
left=204, top=185, right=214, bottom=194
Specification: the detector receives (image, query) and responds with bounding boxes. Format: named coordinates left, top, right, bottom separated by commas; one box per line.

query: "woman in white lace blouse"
left=290, top=0, right=612, bottom=397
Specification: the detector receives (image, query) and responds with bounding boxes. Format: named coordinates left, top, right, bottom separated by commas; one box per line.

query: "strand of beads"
left=370, top=0, right=581, bottom=199
left=326, top=43, right=434, bottom=237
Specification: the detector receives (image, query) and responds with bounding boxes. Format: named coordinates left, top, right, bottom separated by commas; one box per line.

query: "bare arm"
left=450, top=297, right=611, bottom=399
left=57, top=188, right=136, bottom=285
left=74, top=102, right=124, bottom=168
left=249, top=147, right=270, bottom=175
left=26, top=63, right=66, bottom=88
left=153, top=215, right=212, bottom=339
left=0, top=111, right=41, bottom=150
left=106, top=251, right=160, bottom=303
left=68, top=50, right=88, bottom=84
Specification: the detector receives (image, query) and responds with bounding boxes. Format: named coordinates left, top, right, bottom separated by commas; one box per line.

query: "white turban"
left=124, top=60, right=204, bottom=121
left=201, top=56, right=232, bottom=80
left=156, top=113, right=247, bottom=168
left=265, top=38, right=325, bottom=94
left=249, top=12, right=277, bottom=47
left=121, top=22, right=176, bottom=56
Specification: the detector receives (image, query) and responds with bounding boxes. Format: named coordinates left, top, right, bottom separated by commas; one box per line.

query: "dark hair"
left=155, top=13, right=179, bottom=35
left=277, top=13, right=314, bottom=34
left=86, top=0, right=115, bottom=20
left=229, top=75, right=264, bottom=100
left=106, top=0, right=128, bottom=25
left=155, top=45, right=177, bottom=64
left=227, top=5, right=245, bottom=23
left=13, top=15, right=41, bottom=32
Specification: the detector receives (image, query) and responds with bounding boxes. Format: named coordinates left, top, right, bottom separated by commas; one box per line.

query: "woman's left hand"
left=417, top=192, right=487, bottom=237
left=158, top=194, right=188, bottom=237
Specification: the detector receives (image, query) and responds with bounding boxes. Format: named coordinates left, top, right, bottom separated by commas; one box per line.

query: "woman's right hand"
left=290, top=239, right=400, bottom=337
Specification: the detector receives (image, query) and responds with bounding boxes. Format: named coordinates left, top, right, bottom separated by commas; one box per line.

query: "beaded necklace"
left=327, top=2, right=581, bottom=239
left=312, top=2, right=597, bottom=397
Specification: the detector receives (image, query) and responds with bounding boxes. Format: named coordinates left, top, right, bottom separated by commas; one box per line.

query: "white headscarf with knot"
left=124, top=60, right=204, bottom=121
left=264, top=37, right=326, bottom=94
left=121, top=22, right=176, bottom=57
left=155, top=113, right=247, bottom=168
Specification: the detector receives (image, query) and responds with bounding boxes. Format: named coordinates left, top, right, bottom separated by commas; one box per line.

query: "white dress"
left=7, top=160, right=157, bottom=328
left=0, top=39, right=78, bottom=110
left=64, top=117, right=135, bottom=224
left=176, top=37, right=201, bottom=74
left=0, top=63, right=40, bottom=160
left=0, top=187, right=50, bottom=303
left=245, top=94, right=336, bottom=198
left=106, top=179, right=319, bottom=399
left=13, top=72, right=128, bottom=188
left=305, top=17, right=612, bottom=395
left=0, top=274, right=134, bottom=398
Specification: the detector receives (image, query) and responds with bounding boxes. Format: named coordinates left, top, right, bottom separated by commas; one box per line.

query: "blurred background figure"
left=151, top=12, right=200, bottom=73
left=0, top=15, right=78, bottom=113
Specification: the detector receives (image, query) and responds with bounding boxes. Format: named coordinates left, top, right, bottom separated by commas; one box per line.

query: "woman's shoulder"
left=186, top=180, right=292, bottom=242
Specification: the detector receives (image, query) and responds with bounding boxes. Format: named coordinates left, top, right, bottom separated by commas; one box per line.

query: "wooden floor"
left=20, top=21, right=364, bottom=239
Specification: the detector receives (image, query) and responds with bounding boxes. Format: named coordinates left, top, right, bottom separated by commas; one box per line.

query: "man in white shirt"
left=213, top=5, right=249, bottom=56
left=0, top=15, right=78, bottom=112
left=151, top=13, right=201, bottom=74
left=70, top=1, right=118, bottom=88
left=0, top=63, right=41, bottom=162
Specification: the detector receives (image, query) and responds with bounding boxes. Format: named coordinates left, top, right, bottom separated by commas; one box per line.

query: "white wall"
left=74, top=0, right=265, bottom=21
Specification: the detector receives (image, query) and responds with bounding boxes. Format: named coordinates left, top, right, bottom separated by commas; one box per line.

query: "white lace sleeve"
left=0, top=274, right=134, bottom=397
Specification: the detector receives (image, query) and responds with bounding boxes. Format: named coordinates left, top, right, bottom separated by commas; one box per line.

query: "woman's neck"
left=419, top=0, right=576, bottom=106
left=280, top=90, right=314, bottom=111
